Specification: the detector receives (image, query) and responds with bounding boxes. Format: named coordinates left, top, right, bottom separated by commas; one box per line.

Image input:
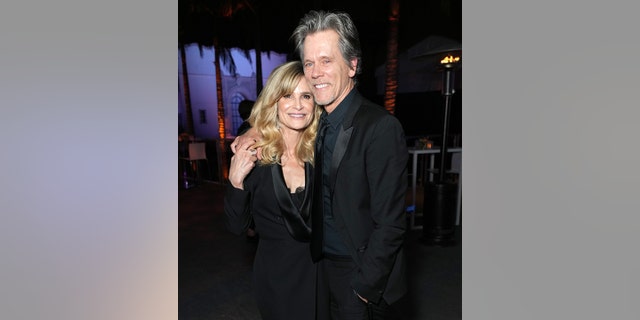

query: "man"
left=232, top=10, right=408, bottom=320
left=236, top=99, right=255, bottom=136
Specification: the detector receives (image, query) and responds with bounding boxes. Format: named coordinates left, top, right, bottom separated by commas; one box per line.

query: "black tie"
left=311, top=118, right=328, bottom=260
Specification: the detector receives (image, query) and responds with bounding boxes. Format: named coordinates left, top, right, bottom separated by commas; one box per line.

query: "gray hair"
left=290, top=10, right=363, bottom=83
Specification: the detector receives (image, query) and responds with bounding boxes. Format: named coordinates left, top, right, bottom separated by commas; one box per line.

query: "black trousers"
left=316, top=255, right=403, bottom=320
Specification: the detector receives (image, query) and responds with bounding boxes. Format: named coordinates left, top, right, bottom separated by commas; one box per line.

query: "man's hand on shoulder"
left=230, top=127, right=263, bottom=159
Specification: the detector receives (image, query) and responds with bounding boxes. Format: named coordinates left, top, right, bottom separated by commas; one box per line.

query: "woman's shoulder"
left=243, top=163, right=273, bottom=186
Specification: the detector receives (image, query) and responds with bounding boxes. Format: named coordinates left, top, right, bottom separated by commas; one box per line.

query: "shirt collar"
left=324, top=89, right=356, bottom=129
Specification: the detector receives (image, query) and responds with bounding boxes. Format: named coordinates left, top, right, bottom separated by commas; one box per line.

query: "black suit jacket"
left=311, top=90, right=409, bottom=305
left=224, top=163, right=317, bottom=319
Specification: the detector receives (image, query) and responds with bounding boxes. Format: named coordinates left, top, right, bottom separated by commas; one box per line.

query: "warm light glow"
left=417, top=137, right=433, bottom=149
left=440, top=55, right=461, bottom=64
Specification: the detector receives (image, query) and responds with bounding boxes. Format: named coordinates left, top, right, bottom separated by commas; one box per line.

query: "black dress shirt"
left=320, top=90, right=356, bottom=256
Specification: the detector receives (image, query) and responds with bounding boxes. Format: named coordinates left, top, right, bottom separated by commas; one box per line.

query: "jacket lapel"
left=329, top=91, right=362, bottom=190
left=270, top=164, right=313, bottom=242
left=329, top=126, right=352, bottom=189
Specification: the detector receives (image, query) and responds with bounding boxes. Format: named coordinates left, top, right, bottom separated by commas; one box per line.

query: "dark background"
left=179, top=0, right=462, bottom=137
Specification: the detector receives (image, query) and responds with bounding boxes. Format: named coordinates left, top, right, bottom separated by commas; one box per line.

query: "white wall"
left=178, top=44, right=287, bottom=139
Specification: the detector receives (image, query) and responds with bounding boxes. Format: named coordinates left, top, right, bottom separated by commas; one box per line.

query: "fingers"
left=230, top=137, right=238, bottom=153
left=246, top=148, right=258, bottom=163
left=230, top=137, right=245, bottom=154
left=228, top=148, right=258, bottom=188
left=243, top=138, right=257, bottom=149
left=231, top=148, right=258, bottom=169
left=254, top=146, right=263, bottom=161
left=231, top=136, right=258, bottom=154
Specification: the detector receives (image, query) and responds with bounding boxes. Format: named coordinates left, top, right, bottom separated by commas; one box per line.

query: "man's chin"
left=314, top=97, right=334, bottom=107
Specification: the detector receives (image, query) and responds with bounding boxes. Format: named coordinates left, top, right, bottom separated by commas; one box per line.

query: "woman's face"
left=277, top=76, right=315, bottom=131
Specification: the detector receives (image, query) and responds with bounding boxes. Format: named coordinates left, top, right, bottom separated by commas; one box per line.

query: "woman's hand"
left=231, top=127, right=262, bottom=159
left=228, top=146, right=258, bottom=189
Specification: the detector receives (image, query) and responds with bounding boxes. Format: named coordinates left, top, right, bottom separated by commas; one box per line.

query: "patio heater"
left=436, top=55, right=460, bottom=181
left=422, top=54, right=461, bottom=246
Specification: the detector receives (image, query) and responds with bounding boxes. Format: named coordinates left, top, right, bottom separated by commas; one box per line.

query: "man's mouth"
left=314, top=83, right=329, bottom=89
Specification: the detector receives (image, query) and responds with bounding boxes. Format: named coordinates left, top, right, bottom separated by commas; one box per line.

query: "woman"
left=224, top=61, right=322, bottom=320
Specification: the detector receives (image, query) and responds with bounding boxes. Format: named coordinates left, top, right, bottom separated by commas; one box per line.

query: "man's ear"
left=349, top=58, right=358, bottom=77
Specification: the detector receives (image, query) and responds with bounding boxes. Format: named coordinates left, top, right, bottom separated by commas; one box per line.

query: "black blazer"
left=224, top=163, right=317, bottom=319
left=225, top=162, right=314, bottom=242
left=311, top=90, right=409, bottom=305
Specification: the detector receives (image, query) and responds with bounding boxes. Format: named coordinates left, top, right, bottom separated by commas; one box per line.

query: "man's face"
left=302, top=30, right=356, bottom=113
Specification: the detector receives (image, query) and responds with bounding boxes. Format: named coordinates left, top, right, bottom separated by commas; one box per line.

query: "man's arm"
left=352, top=115, right=409, bottom=304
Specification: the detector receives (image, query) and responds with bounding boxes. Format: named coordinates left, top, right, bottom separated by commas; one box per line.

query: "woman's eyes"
left=282, top=93, right=313, bottom=100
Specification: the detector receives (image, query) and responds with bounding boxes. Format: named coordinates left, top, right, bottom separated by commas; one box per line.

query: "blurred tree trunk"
left=384, top=0, right=400, bottom=115
left=213, top=45, right=226, bottom=141
left=213, top=39, right=229, bottom=180
left=254, top=9, right=263, bottom=94
left=255, top=47, right=263, bottom=95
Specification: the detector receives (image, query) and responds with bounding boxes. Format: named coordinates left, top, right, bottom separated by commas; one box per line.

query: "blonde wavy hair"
left=248, top=61, right=322, bottom=166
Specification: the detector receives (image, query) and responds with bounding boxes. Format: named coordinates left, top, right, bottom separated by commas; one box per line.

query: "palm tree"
left=212, top=1, right=260, bottom=180
left=179, top=0, right=255, bottom=180
left=383, top=0, right=400, bottom=114
left=253, top=6, right=264, bottom=94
